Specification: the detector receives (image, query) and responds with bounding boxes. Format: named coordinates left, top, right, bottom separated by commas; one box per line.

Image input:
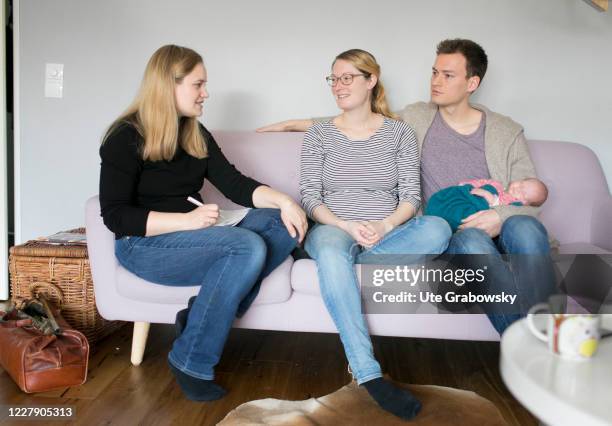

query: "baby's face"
left=508, top=180, right=543, bottom=206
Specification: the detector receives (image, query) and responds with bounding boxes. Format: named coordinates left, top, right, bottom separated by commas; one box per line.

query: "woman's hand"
left=183, top=204, right=220, bottom=230
left=362, top=220, right=394, bottom=247
left=279, top=198, right=308, bottom=243
left=146, top=205, right=219, bottom=236
left=338, top=221, right=379, bottom=247
left=252, top=186, right=308, bottom=242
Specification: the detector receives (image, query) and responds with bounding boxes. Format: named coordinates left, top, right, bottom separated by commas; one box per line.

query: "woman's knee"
left=307, top=224, right=343, bottom=243
left=226, top=228, right=267, bottom=266
left=218, top=230, right=267, bottom=298
left=388, top=215, right=451, bottom=254
left=244, top=208, right=283, bottom=229
left=306, top=225, right=354, bottom=256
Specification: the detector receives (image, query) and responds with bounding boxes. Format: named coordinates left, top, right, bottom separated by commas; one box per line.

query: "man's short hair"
left=436, top=39, right=488, bottom=82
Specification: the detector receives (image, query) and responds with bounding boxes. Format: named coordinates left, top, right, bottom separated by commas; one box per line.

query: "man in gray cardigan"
left=258, top=39, right=555, bottom=335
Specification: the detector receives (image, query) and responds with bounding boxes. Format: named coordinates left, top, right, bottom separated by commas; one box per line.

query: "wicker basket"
left=8, top=228, right=124, bottom=344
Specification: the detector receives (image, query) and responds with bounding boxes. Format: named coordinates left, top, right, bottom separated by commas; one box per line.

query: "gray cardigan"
left=398, top=102, right=540, bottom=224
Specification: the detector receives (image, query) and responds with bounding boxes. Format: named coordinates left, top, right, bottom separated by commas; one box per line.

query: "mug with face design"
left=527, top=301, right=601, bottom=360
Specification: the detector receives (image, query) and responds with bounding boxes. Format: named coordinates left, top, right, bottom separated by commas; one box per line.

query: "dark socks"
left=363, top=377, right=422, bottom=420
left=168, top=361, right=227, bottom=401
left=171, top=297, right=226, bottom=401
left=175, top=296, right=197, bottom=338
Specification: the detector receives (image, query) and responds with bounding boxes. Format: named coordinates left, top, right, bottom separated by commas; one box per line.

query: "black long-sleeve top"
left=99, top=122, right=263, bottom=238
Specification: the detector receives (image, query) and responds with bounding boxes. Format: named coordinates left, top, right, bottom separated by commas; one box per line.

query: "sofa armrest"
left=85, top=195, right=121, bottom=319
left=591, top=195, right=612, bottom=252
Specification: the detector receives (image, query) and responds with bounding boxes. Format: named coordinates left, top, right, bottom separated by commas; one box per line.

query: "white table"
left=500, top=317, right=612, bottom=426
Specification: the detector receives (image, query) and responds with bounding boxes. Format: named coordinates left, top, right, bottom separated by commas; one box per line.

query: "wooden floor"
left=0, top=322, right=536, bottom=425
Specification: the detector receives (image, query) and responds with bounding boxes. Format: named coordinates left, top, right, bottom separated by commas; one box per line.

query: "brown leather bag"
left=0, top=297, right=89, bottom=393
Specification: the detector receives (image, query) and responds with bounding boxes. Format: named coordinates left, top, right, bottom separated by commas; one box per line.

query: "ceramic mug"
left=527, top=303, right=601, bottom=360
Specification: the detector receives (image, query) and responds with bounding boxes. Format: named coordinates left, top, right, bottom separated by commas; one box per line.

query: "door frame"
left=1, top=0, right=9, bottom=300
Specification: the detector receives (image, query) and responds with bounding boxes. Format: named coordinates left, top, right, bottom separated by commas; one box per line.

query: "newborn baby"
left=425, top=178, right=548, bottom=232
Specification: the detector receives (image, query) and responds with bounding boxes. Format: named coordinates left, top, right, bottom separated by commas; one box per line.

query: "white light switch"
left=45, top=63, right=64, bottom=98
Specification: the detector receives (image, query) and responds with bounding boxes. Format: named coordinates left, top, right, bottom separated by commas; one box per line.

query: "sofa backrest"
left=203, top=131, right=303, bottom=208
left=529, top=140, right=609, bottom=244
left=204, top=132, right=610, bottom=245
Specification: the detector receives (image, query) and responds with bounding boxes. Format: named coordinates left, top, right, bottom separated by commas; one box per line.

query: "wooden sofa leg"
left=131, top=321, right=150, bottom=366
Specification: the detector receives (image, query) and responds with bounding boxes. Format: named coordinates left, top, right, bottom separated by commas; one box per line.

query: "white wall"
left=15, top=0, right=612, bottom=242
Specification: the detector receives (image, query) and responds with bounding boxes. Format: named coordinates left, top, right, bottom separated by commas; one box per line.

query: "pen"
left=187, top=196, right=204, bottom=207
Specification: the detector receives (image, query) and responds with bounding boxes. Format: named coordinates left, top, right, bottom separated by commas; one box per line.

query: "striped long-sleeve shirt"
left=300, top=117, right=420, bottom=222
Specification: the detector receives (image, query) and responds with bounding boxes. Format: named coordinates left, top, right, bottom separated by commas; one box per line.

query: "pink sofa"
left=85, top=132, right=612, bottom=365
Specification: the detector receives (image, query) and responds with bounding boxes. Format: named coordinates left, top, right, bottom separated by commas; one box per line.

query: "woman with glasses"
left=300, top=49, right=451, bottom=420
left=99, top=45, right=307, bottom=401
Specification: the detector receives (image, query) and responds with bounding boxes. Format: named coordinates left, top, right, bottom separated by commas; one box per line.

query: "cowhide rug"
left=219, top=380, right=509, bottom=425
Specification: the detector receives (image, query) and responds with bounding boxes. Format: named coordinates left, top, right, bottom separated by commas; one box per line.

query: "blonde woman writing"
left=99, top=45, right=307, bottom=401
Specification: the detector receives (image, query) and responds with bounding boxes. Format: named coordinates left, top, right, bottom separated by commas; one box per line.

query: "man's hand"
left=256, top=119, right=313, bottom=133
left=459, top=209, right=502, bottom=237
left=470, top=188, right=497, bottom=206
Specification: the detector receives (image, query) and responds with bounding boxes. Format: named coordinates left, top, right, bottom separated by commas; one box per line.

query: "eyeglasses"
left=325, top=73, right=368, bottom=87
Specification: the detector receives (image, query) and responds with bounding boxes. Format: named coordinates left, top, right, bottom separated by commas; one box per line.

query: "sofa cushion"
left=291, top=259, right=321, bottom=296
left=251, top=257, right=293, bottom=304
left=116, top=256, right=294, bottom=305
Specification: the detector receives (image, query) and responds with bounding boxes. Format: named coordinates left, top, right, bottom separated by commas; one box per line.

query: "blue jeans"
left=305, top=216, right=451, bottom=384
left=446, top=215, right=556, bottom=335
left=115, top=208, right=297, bottom=380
